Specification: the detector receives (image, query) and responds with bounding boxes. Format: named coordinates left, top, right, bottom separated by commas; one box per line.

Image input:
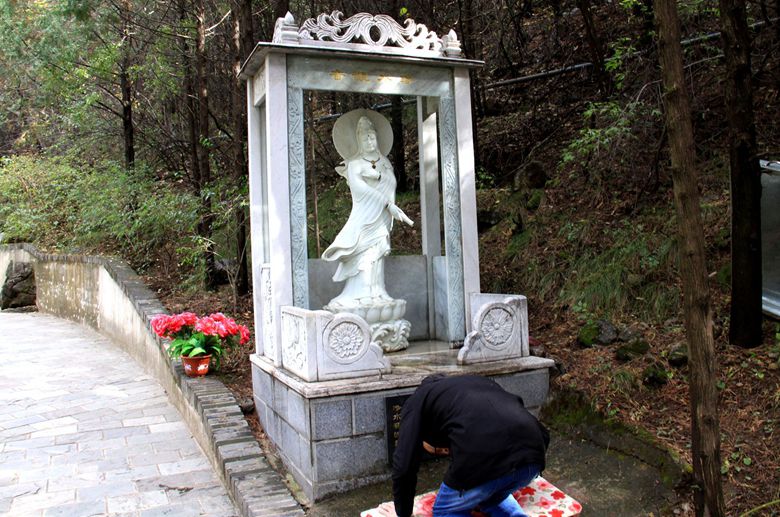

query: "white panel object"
left=418, top=96, right=441, bottom=337
left=458, top=294, right=529, bottom=365
left=287, top=56, right=450, bottom=97
left=438, top=93, right=465, bottom=342
left=453, top=68, right=480, bottom=329
left=252, top=69, right=266, bottom=106
left=260, top=265, right=277, bottom=364
left=279, top=306, right=318, bottom=381
left=287, top=86, right=308, bottom=307
left=279, top=307, right=391, bottom=381
left=247, top=80, right=265, bottom=355
left=264, top=52, right=294, bottom=360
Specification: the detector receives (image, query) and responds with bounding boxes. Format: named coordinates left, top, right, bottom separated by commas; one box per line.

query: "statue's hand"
left=388, top=203, right=414, bottom=227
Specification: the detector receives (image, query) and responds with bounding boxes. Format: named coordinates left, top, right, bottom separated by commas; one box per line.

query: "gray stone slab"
left=298, top=434, right=313, bottom=478
left=273, top=378, right=289, bottom=421
left=353, top=396, right=385, bottom=435
left=286, top=389, right=308, bottom=437
left=432, top=256, right=450, bottom=341
left=311, top=399, right=352, bottom=440
left=313, top=434, right=385, bottom=483
left=493, top=369, right=550, bottom=409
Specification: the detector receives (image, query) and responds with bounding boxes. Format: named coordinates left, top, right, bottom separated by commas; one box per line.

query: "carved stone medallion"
left=323, top=316, right=370, bottom=364
left=479, top=306, right=514, bottom=350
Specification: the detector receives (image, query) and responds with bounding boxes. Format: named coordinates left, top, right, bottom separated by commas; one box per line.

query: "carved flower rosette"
left=475, top=303, right=518, bottom=351
left=323, top=314, right=370, bottom=365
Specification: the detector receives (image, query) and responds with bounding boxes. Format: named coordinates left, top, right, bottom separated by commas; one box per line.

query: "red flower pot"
left=181, top=354, right=211, bottom=377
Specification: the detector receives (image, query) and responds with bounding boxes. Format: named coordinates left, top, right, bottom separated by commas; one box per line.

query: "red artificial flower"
left=151, top=314, right=169, bottom=337
left=179, top=312, right=198, bottom=326
left=551, top=490, right=566, bottom=501
left=550, top=510, right=565, bottom=517
left=239, top=324, right=251, bottom=345
left=195, top=316, right=220, bottom=336
left=520, top=486, right=536, bottom=496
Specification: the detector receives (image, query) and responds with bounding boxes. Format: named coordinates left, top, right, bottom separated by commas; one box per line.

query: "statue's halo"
left=332, top=108, right=393, bottom=160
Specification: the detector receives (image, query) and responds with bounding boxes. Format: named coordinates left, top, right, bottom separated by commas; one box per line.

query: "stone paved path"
left=0, top=312, right=239, bottom=517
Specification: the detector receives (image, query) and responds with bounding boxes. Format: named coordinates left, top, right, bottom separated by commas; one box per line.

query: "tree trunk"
left=720, top=0, right=763, bottom=348
left=196, top=0, right=217, bottom=289
left=178, top=0, right=200, bottom=197
left=653, top=0, right=726, bottom=515
left=231, top=0, right=250, bottom=296
left=576, top=0, right=612, bottom=94
left=120, top=0, right=135, bottom=168
left=120, top=66, right=135, bottom=169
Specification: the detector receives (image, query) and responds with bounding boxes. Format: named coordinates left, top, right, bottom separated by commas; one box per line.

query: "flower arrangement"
left=151, top=311, right=250, bottom=369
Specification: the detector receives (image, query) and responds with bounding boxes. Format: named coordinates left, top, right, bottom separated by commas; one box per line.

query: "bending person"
left=380, top=374, right=549, bottom=517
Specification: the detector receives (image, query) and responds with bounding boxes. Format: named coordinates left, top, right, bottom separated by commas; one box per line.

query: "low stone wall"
left=0, top=243, right=303, bottom=517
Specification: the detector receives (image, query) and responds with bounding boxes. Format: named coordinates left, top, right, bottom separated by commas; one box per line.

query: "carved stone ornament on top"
left=272, top=11, right=463, bottom=58
left=457, top=296, right=530, bottom=365
left=321, top=109, right=413, bottom=353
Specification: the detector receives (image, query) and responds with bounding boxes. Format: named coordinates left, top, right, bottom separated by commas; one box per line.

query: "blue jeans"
left=432, top=464, right=541, bottom=517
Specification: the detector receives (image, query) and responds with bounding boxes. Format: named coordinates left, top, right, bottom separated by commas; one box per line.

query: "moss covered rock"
left=615, top=339, right=650, bottom=362
left=577, top=321, right=600, bottom=347
left=667, top=344, right=689, bottom=367
left=643, top=362, right=670, bottom=387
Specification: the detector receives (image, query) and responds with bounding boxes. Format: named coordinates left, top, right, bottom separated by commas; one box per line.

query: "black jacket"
left=391, top=374, right=550, bottom=517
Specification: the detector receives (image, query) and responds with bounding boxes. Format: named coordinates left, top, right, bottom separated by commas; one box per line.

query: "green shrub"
left=0, top=155, right=198, bottom=272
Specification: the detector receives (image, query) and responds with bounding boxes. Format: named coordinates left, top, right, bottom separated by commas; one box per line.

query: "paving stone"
left=123, top=415, right=167, bottom=427
left=106, top=489, right=168, bottom=513
left=0, top=312, right=239, bottom=517
left=148, top=421, right=188, bottom=434
left=158, top=459, right=212, bottom=476
left=102, top=425, right=151, bottom=439
left=42, top=499, right=106, bottom=516
left=9, top=488, right=75, bottom=514
left=76, top=480, right=137, bottom=501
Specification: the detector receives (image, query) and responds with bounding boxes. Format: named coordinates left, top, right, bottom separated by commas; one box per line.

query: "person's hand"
left=388, top=204, right=414, bottom=227
left=377, top=502, right=398, bottom=517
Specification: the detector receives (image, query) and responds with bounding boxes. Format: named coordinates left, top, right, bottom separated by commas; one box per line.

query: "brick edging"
left=0, top=243, right=304, bottom=517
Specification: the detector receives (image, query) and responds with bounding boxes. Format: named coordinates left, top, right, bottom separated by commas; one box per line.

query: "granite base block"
left=250, top=357, right=553, bottom=503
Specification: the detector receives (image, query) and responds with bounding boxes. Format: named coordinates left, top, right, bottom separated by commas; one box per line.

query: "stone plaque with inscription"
left=385, top=394, right=409, bottom=462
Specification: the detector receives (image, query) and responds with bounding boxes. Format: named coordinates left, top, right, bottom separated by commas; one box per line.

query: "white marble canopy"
left=239, top=11, right=484, bottom=367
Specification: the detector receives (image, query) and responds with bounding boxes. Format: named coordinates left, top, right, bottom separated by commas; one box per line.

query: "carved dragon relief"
left=272, top=11, right=463, bottom=57
left=299, top=11, right=440, bottom=50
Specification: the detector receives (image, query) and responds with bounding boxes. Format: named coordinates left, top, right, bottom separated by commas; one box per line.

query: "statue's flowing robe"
left=322, top=156, right=396, bottom=282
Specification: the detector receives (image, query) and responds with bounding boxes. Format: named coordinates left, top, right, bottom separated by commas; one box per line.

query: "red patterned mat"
left=360, top=476, right=582, bottom=517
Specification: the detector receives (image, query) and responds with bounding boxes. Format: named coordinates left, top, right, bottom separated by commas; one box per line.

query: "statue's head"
left=332, top=109, right=393, bottom=160
left=356, top=116, right=378, bottom=155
